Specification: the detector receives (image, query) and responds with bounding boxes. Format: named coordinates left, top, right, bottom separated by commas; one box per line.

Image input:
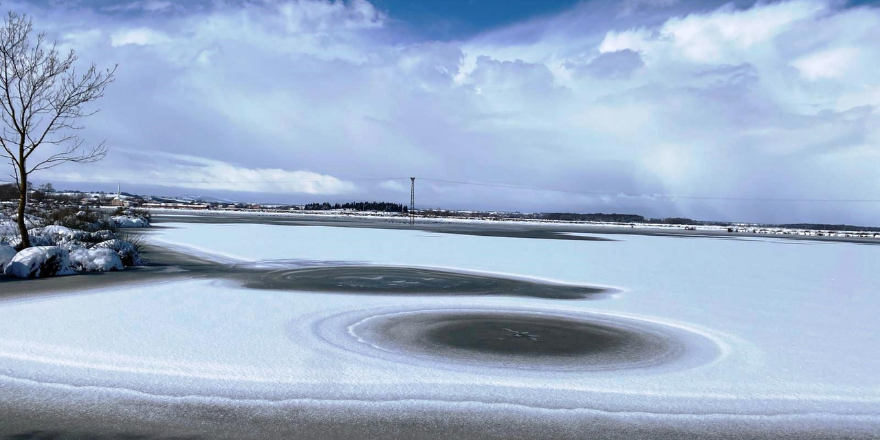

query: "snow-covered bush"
left=35, top=225, right=86, bottom=242
left=4, top=233, right=52, bottom=249
left=84, top=230, right=116, bottom=243
left=58, top=240, right=86, bottom=252
left=3, top=246, right=75, bottom=278
left=0, top=205, right=150, bottom=277
left=39, top=207, right=115, bottom=232
left=0, top=244, right=15, bottom=271
left=69, top=248, right=123, bottom=272
left=0, top=218, right=16, bottom=237
left=112, top=215, right=149, bottom=228
left=93, top=239, right=146, bottom=266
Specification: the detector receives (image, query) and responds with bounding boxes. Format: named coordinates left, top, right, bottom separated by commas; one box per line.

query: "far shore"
left=149, top=209, right=880, bottom=245
left=3, top=210, right=875, bottom=299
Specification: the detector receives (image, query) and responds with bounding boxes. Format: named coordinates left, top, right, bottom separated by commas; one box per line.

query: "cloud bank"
left=6, top=0, right=880, bottom=223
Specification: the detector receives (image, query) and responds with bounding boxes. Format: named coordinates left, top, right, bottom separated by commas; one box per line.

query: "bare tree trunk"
left=16, top=159, right=30, bottom=249
left=0, top=10, right=114, bottom=250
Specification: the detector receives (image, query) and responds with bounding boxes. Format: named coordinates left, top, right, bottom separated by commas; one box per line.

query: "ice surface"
left=1, top=222, right=878, bottom=435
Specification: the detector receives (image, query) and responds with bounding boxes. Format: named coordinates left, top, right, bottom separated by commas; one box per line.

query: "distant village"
left=1, top=182, right=878, bottom=240
left=0, top=182, right=409, bottom=213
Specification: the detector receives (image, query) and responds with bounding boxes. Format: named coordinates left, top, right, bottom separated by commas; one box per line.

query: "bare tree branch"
left=0, top=9, right=115, bottom=249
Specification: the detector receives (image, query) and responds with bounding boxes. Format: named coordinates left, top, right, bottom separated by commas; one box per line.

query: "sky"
left=3, top=0, right=880, bottom=224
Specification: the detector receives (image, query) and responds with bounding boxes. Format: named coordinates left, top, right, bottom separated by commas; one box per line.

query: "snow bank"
left=69, top=248, right=124, bottom=272
left=0, top=244, right=15, bottom=271
left=93, top=239, right=146, bottom=266
left=3, top=246, right=74, bottom=278
left=112, top=216, right=150, bottom=228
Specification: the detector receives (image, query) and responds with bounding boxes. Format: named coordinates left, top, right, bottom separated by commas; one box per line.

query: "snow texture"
left=93, top=239, right=146, bottom=266
left=3, top=233, right=52, bottom=248
left=0, top=244, right=15, bottom=271
left=112, top=216, right=150, bottom=228
left=69, top=248, right=124, bottom=272
left=38, top=225, right=84, bottom=241
left=0, top=222, right=878, bottom=436
left=3, top=246, right=74, bottom=278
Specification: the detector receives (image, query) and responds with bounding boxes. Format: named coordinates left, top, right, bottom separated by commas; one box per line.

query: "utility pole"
left=410, top=177, right=415, bottom=225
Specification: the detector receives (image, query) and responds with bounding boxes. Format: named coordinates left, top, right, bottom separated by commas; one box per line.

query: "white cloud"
left=599, top=28, right=655, bottom=54
left=792, top=46, right=860, bottom=80
left=379, top=180, right=407, bottom=193
left=43, top=151, right=357, bottom=195
left=110, top=27, right=171, bottom=46
left=103, top=1, right=175, bottom=13
left=11, top=0, right=880, bottom=223
left=599, top=0, right=828, bottom=63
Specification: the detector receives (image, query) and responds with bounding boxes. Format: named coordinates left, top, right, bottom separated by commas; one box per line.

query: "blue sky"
left=4, top=0, right=880, bottom=224
left=373, top=0, right=583, bottom=39
left=45, top=0, right=584, bottom=37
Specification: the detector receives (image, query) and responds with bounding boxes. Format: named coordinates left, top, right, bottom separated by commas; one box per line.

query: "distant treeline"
left=525, top=213, right=647, bottom=223
left=0, top=183, right=15, bottom=201
left=304, top=201, right=408, bottom=213
left=0, top=182, right=82, bottom=203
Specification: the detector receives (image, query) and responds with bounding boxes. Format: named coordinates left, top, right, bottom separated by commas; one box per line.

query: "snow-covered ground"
left=0, top=221, right=878, bottom=435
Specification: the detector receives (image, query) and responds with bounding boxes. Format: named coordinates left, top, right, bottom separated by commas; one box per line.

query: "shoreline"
left=1, top=234, right=616, bottom=301
left=1, top=216, right=878, bottom=439
left=151, top=211, right=880, bottom=245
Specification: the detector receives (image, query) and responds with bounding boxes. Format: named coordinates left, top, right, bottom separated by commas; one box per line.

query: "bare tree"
left=0, top=10, right=115, bottom=249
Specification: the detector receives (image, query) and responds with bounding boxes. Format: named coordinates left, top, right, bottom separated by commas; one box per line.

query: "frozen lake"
left=1, top=220, right=878, bottom=438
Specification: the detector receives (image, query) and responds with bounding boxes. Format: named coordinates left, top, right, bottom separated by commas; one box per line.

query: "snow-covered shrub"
left=0, top=244, right=15, bottom=271
left=69, top=248, right=123, bottom=272
left=43, top=206, right=115, bottom=232
left=129, top=208, right=152, bottom=222
left=112, top=215, right=149, bottom=228
left=3, top=246, right=75, bottom=278
left=93, top=239, right=146, bottom=266
left=57, top=239, right=87, bottom=252
left=0, top=218, right=16, bottom=237
left=83, top=230, right=116, bottom=243
left=5, top=233, right=52, bottom=249
left=36, top=225, right=86, bottom=242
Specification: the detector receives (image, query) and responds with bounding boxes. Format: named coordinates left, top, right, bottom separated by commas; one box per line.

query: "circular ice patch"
left=311, top=307, right=721, bottom=374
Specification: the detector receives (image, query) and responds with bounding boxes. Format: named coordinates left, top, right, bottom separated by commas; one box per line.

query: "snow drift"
left=93, top=239, right=146, bottom=266
left=69, top=248, right=124, bottom=272
left=112, top=216, right=149, bottom=228
left=3, top=246, right=75, bottom=278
